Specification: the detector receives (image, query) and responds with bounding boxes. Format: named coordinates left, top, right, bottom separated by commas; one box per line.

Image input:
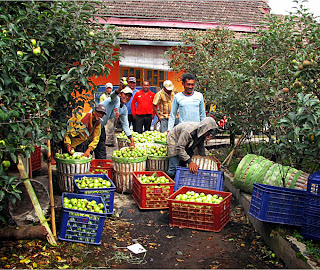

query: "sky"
left=268, top=0, right=320, bottom=18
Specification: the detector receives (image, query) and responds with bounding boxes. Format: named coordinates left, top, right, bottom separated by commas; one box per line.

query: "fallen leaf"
left=176, top=258, right=184, bottom=262
left=208, top=236, right=212, bottom=240
left=166, top=235, right=175, bottom=239
left=241, top=243, right=245, bottom=247
left=72, top=257, right=80, bottom=262
left=1, top=257, right=7, bottom=261
left=129, top=209, right=134, bottom=213
left=176, top=251, right=183, bottom=255
left=32, top=262, right=38, bottom=268
left=58, top=264, right=69, bottom=269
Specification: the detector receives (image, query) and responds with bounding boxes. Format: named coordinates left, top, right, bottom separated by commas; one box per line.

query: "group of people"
left=63, top=73, right=219, bottom=177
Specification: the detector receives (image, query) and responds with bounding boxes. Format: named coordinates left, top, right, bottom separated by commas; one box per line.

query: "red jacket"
left=131, top=90, right=155, bottom=116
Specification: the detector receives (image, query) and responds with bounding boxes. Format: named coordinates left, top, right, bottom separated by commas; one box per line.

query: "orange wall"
left=168, top=70, right=184, bottom=93
left=82, top=61, right=120, bottom=113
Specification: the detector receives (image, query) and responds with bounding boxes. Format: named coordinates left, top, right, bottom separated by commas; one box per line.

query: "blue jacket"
left=99, top=90, right=131, bottom=137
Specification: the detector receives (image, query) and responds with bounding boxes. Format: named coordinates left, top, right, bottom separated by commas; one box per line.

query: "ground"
left=0, top=191, right=285, bottom=269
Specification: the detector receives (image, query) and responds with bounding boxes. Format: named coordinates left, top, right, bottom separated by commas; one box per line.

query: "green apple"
left=89, top=31, right=95, bottom=37
left=30, top=38, right=37, bottom=46
left=70, top=149, right=75, bottom=154
left=17, top=51, right=24, bottom=57
left=33, top=46, right=41, bottom=56
left=2, top=160, right=10, bottom=168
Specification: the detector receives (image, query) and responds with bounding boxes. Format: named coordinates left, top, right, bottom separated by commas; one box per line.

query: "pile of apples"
left=75, top=176, right=112, bottom=189
left=117, top=131, right=167, bottom=144
left=63, top=197, right=105, bottom=213
left=138, top=174, right=170, bottom=184
left=55, top=153, right=90, bottom=160
left=112, top=146, right=146, bottom=158
left=174, top=191, right=224, bottom=204
left=146, top=145, right=167, bottom=156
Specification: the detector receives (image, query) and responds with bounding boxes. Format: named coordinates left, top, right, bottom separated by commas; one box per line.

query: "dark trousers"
left=135, top=114, right=152, bottom=134
left=128, top=114, right=136, bottom=132
left=94, top=127, right=106, bottom=159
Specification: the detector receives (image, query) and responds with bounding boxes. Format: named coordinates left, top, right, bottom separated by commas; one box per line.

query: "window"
left=120, top=67, right=166, bottom=88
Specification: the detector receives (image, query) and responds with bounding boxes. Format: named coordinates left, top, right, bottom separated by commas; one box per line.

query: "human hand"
left=129, top=138, right=135, bottom=148
left=188, top=162, right=199, bottom=174
left=66, top=145, right=74, bottom=155
left=82, top=148, right=91, bottom=158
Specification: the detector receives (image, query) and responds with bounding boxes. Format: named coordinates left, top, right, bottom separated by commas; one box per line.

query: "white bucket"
left=113, top=160, right=147, bottom=193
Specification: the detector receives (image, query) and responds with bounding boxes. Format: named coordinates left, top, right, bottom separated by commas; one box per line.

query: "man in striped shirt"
left=152, top=80, right=179, bottom=133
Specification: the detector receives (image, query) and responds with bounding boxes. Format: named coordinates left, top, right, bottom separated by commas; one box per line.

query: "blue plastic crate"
left=249, top=183, right=306, bottom=226
left=301, top=172, right=320, bottom=240
left=173, top=166, right=224, bottom=192
left=58, top=192, right=107, bottom=245
left=73, top=174, right=116, bottom=214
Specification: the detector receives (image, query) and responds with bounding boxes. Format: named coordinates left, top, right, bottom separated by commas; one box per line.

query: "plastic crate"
left=89, top=159, right=113, bottom=180
left=174, top=167, right=224, bottom=192
left=301, top=172, right=320, bottom=240
left=249, top=183, right=306, bottom=226
left=30, top=146, right=41, bottom=171
left=58, top=192, right=107, bottom=245
left=73, top=174, right=116, bottom=214
left=132, top=171, right=174, bottom=209
left=167, top=186, right=232, bottom=232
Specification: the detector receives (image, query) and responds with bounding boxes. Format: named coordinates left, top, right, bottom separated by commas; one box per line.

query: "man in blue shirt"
left=94, top=84, right=135, bottom=159
left=168, top=73, right=206, bottom=131
left=125, top=76, right=139, bottom=131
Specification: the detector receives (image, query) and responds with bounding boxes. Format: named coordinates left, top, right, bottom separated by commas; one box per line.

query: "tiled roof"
left=116, top=25, right=255, bottom=42
left=98, top=0, right=270, bottom=26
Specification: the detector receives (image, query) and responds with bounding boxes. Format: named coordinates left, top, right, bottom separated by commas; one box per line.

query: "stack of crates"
left=167, top=166, right=231, bottom=232
left=249, top=183, right=306, bottom=226
left=301, top=172, right=320, bottom=240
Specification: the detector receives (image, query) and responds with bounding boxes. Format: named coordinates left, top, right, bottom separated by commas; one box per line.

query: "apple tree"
left=166, top=0, right=320, bottom=170
left=0, top=1, right=122, bottom=222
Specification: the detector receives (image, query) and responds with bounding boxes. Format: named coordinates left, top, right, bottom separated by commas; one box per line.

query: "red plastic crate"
left=132, top=171, right=175, bottom=209
left=30, top=146, right=41, bottom=171
left=89, top=159, right=113, bottom=180
left=167, top=186, right=232, bottom=232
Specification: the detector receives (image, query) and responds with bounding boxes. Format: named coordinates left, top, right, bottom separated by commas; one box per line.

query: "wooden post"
left=46, top=101, right=56, bottom=237
left=17, top=155, right=56, bottom=246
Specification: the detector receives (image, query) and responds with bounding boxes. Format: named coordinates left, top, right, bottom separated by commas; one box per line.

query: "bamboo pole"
left=222, top=133, right=246, bottom=166
left=17, top=155, right=57, bottom=246
left=46, top=101, right=56, bottom=237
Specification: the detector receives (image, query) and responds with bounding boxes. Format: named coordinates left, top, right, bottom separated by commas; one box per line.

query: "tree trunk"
left=0, top=225, right=47, bottom=240
left=17, top=154, right=57, bottom=246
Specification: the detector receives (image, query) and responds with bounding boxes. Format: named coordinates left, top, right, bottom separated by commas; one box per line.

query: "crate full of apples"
left=167, top=186, right=232, bottom=232
left=73, top=174, right=116, bottom=214
left=132, top=171, right=174, bottom=209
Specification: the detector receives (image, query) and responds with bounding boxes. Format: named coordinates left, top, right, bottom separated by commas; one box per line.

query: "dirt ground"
left=94, top=192, right=285, bottom=269
left=0, top=190, right=286, bottom=269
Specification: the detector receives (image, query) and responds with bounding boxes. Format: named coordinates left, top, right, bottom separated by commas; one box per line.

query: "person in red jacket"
left=131, top=80, right=155, bottom=133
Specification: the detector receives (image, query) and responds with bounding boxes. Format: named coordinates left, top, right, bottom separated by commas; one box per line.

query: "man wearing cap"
left=166, top=117, right=219, bottom=178
left=99, top=82, right=113, bottom=103
left=95, top=83, right=135, bottom=159
left=64, top=104, right=106, bottom=158
left=168, top=73, right=206, bottom=132
left=125, top=77, right=139, bottom=131
left=153, top=80, right=179, bottom=133
left=131, top=80, right=155, bottom=134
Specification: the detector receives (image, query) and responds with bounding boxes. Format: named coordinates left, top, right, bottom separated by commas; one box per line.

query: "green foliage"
left=0, top=1, right=122, bottom=222
left=167, top=0, right=320, bottom=170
